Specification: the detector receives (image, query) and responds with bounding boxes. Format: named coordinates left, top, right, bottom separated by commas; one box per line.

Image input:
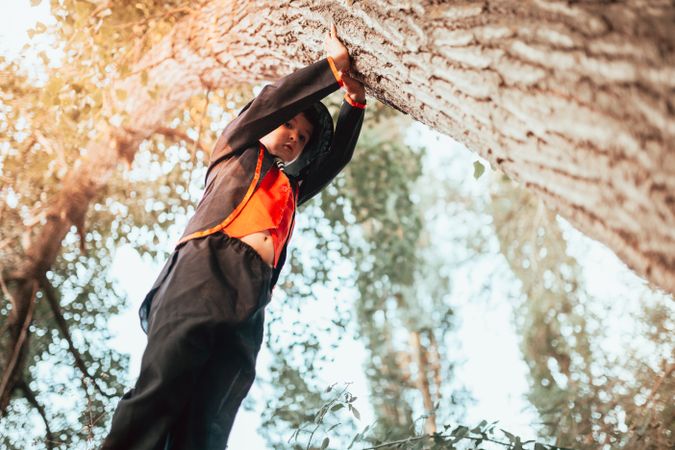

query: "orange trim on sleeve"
left=175, top=145, right=266, bottom=247
left=344, top=92, right=366, bottom=109
left=326, top=56, right=344, bottom=87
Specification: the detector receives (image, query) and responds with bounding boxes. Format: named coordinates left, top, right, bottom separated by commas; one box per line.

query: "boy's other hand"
left=324, top=23, right=350, bottom=72
left=342, top=73, right=366, bottom=103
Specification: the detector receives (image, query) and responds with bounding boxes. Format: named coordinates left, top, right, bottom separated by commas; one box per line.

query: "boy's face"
left=260, top=112, right=314, bottom=164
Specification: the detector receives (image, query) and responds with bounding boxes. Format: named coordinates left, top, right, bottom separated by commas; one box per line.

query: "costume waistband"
left=220, top=232, right=274, bottom=272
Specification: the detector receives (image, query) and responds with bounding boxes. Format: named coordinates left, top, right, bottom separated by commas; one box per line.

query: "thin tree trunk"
left=409, top=330, right=437, bottom=434
left=4, top=0, right=674, bottom=414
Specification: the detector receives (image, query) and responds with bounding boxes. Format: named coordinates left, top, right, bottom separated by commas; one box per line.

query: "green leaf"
left=350, top=406, right=360, bottom=420
left=38, top=51, right=49, bottom=66
left=473, top=160, right=485, bottom=179
left=119, top=63, right=131, bottom=78
left=330, top=403, right=344, bottom=412
left=471, top=420, right=487, bottom=433
left=451, top=425, right=468, bottom=437
left=320, top=437, right=330, bottom=449
left=347, top=432, right=360, bottom=449
left=501, top=429, right=516, bottom=442
left=450, top=425, right=469, bottom=443
left=44, top=77, right=64, bottom=103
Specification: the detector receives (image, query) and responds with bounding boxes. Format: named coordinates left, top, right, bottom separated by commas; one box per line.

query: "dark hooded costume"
left=102, top=57, right=365, bottom=450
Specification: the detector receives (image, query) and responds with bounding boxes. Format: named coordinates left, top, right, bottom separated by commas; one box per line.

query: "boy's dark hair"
left=285, top=102, right=333, bottom=177
left=299, top=107, right=321, bottom=148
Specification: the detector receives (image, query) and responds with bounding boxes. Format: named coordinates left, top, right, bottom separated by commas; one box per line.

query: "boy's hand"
left=324, top=23, right=350, bottom=72
left=342, top=72, right=366, bottom=103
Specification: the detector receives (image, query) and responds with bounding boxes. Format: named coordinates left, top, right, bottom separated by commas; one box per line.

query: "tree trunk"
left=132, top=0, right=675, bottom=293
left=337, top=0, right=675, bottom=294
left=409, top=329, right=437, bottom=435
left=4, top=0, right=674, bottom=414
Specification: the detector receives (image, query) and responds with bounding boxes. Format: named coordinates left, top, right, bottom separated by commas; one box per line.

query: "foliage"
left=2, top=2, right=673, bottom=450
left=289, top=384, right=571, bottom=450
left=0, top=2, right=249, bottom=448
left=257, top=103, right=474, bottom=448
left=490, top=177, right=674, bottom=450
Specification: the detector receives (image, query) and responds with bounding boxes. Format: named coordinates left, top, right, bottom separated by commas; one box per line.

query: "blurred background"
left=1, top=2, right=672, bottom=449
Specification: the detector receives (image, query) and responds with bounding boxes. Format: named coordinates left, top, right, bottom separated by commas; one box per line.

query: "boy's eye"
left=284, top=122, right=291, bottom=128
left=300, top=135, right=305, bottom=142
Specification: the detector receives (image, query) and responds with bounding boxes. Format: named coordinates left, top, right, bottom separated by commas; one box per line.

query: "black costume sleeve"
left=297, top=98, right=365, bottom=206
left=207, top=58, right=343, bottom=179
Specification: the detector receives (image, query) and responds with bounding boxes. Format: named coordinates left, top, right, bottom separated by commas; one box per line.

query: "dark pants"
left=102, top=233, right=273, bottom=450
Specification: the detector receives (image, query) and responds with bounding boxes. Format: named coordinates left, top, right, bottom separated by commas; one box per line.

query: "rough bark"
left=334, top=0, right=675, bottom=294
left=129, top=0, right=674, bottom=293
left=3, top=0, right=675, bottom=414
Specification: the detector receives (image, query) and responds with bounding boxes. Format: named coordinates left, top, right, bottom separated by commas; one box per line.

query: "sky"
left=0, top=1, right=54, bottom=63
left=2, top=2, right=667, bottom=450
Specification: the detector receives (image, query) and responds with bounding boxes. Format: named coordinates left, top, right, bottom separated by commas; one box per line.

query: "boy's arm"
left=207, top=57, right=344, bottom=176
left=297, top=92, right=366, bottom=205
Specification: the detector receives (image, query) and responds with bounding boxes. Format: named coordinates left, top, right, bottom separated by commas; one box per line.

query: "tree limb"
left=0, top=277, right=37, bottom=416
left=154, top=125, right=210, bottom=155
left=39, top=276, right=114, bottom=399
left=17, top=379, right=55, bottom=450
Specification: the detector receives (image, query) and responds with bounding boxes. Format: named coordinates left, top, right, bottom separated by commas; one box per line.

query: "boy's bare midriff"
left=237, top=230, right=275, bottom=268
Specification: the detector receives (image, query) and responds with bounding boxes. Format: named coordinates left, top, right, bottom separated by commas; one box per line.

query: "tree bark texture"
left=3, top=0, right=674, bottom=414
left=135, top=0, right=675, bottom=293
left=329, top=0, right=674, bottom=294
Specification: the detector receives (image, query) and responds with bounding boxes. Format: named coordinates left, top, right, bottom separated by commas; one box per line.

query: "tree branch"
left=0, top=277, right=37, bottom=416
left=0, top=268, right=13, bottom=346
left=361, top=430, right=559, bottom=450
left=39, top=276, right=114, bottom=399
left=153, top=125, right=210, bottom=155
left=18, top=379, right=55, bottom=450
left=186, top=87, right=211, bottom=189
left=644, top=360, right=674, bottom=408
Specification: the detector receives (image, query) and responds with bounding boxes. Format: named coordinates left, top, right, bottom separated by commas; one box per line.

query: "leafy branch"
left=357, top=421, right=574, bottom=450
left=290, top=384, right=575, bottom=450
left=288, top=382, right=361, bottom=450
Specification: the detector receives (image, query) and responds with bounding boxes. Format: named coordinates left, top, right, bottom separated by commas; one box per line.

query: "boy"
left=102, top=24, right=366, bottom=450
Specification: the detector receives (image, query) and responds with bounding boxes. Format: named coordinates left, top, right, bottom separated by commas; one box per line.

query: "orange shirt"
left=222, top=166, right=296, bottom=267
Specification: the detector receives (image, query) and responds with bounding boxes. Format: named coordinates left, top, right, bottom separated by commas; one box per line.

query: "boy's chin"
left=271, top=149, right=300, bottom=165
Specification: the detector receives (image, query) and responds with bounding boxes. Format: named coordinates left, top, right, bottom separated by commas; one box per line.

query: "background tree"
left=256, top=105, right=471, bottom=449
left=491, top=178, right=674, bottom=450
left=4, top=0, right=675, bottom=422
left=2, top=1, right=674, bottom=449
left=0, top=1, right=253, bottom=445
